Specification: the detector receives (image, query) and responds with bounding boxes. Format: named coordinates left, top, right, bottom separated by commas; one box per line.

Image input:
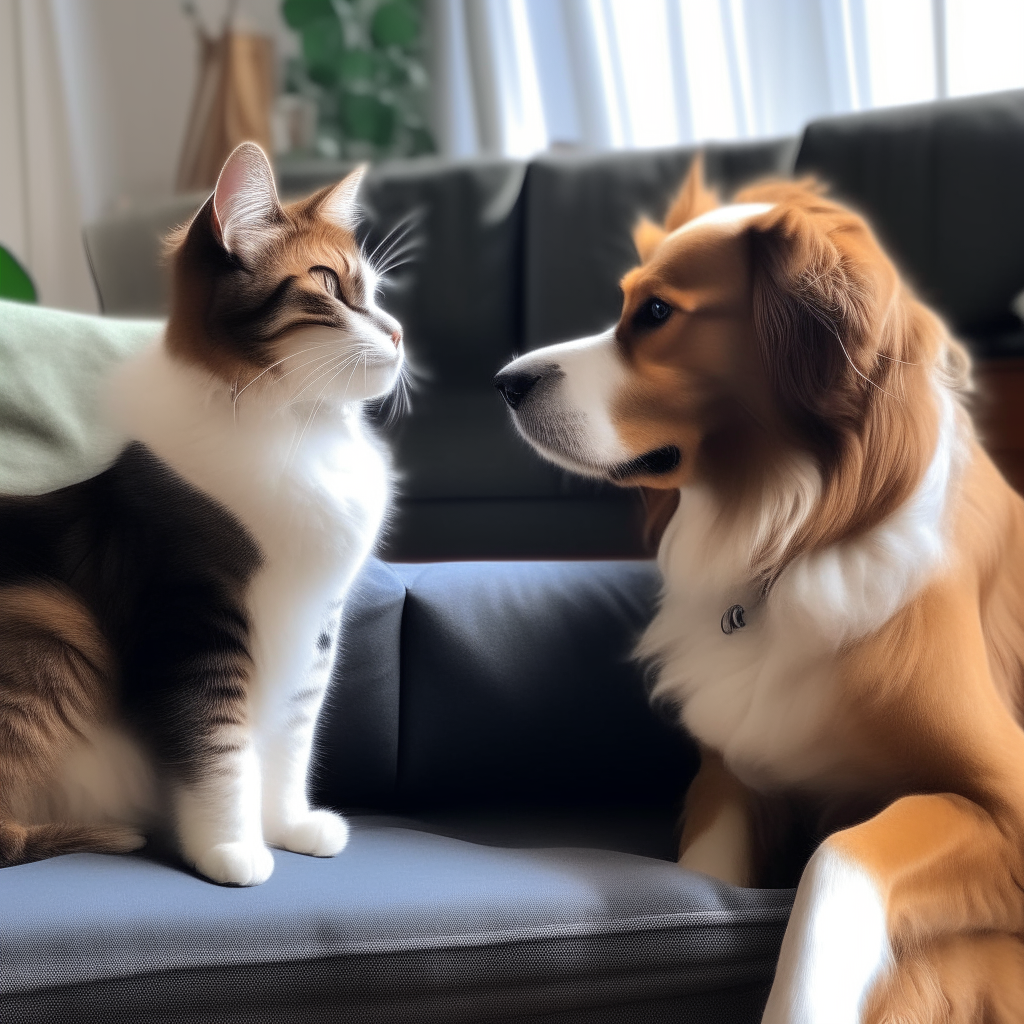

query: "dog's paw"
left=194, top=841, right=274, bottom=886
left=266, top=809, right=349, bottom=857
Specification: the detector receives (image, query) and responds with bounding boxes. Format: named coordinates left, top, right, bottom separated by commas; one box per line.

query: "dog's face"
left=495, top=161, right=927, bottom=510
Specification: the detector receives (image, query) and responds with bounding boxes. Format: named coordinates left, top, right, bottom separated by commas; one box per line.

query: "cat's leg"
left=0, top=585, right=146, bottom=865
left=259, top=598, right=349, bottom=858
left=141, top=598, right=272, bottom=886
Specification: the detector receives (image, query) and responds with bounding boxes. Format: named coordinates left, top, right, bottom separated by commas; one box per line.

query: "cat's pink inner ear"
left=320, top=164, right=367, bottom=231
left=212, top=142, right=280, bottom=252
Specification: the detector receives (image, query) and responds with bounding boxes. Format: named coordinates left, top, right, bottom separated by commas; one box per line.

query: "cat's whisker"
left=232, top=343, right=338, bottom=415
left=365, top=210, right=420, bottom=268
left=371, top=225, right=422, bottom=277
left=291, top=354, right=366, bottom=458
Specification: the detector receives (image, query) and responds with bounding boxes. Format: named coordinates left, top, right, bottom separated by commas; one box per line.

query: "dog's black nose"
left=493, top=370, right=541, bottom=410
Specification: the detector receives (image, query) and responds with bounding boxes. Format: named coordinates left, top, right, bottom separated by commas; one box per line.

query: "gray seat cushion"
left=0, top=820, right=793, bottom=1023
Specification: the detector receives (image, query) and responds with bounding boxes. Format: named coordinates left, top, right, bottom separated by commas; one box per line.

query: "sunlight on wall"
left=946, top=0, right=1024, bottom=98
left=678, top=0, right=738, bottom=141
left=862, top=0, right=936, bottom=108
left=606, top=0, right=678, bottom=148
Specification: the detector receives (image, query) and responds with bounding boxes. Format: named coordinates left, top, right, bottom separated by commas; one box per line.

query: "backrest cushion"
left=523, top=138, right=798, bottom=349
left=389, top=560, right=695, bottom=812
left=796, top=89, right=1024, bottom=345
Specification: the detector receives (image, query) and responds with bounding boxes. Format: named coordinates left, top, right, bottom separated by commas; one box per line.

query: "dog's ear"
left=633, top=216, right=667, bottom=263
left=664, top=154, right=719, bottom=231
left=748, top=204, right=876, bottom=453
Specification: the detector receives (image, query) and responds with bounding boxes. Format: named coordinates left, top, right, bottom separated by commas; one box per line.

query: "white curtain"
left=0, top=0, right=97, bottom=312
left=429, top=0, right=1024, bottom=159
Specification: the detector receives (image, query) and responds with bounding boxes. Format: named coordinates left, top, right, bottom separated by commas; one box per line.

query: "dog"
left=494, top=157, right=1024, bottom=1022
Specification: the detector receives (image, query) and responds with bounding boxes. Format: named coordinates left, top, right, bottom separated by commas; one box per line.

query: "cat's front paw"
left=266, top=809, right=349, bottom=857
left=194, top=841, right=275, bottom=886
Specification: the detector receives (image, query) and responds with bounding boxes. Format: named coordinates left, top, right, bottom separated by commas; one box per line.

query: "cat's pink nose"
left=391, top=330, right=402, bottom=348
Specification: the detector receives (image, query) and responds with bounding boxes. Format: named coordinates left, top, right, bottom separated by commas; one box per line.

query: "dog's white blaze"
left=504, top=330, right=631, bottom=472
left=108, top=339, right=388, bottom=883
left=644, top=382, right=962, bottom=790
left=762, top=846, right=891, bottom=1024
left=672, top=202, right=774, bottom=236
left=679, top=799, right=752, bottom=887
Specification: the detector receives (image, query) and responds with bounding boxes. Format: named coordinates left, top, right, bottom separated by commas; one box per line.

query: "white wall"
left=52, top=0, right=295, bottom=222
left=0, top=0, right=295, bottom=310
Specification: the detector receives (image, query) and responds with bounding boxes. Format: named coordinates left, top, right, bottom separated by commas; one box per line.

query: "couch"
left=7, top=88, right=1024, bottom=1022
left=82, top=89, right=1024, bottom=563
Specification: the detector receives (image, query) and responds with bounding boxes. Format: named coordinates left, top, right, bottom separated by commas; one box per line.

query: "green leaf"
left=0, top=245, right=36, bottom=303
left=338, top=48, right=375, bottom=83
left=342, top=93, right=395, bottom=146
left=301, top=15, right=344, bottom=87
left=371, top=2, right=418, bottom=48
left=282, top=0, right=335, bottom=30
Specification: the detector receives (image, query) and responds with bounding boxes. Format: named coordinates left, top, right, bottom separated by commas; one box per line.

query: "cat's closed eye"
left=310, top=266, right=341, bottom=299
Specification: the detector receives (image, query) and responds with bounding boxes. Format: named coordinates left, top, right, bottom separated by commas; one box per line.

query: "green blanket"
left=0, top=299, right=162, bottom=495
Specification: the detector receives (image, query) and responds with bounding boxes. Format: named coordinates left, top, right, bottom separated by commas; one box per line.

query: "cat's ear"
left=318, top=164, right=368, bottom=232
left=211, top=142, right=282, bottom=253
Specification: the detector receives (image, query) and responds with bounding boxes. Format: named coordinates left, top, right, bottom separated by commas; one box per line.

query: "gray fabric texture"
left=0, top=820, right=792, bottom=1022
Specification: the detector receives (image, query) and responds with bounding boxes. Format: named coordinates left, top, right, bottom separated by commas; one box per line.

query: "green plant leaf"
left=342, top=93, right=395, bottom=146
left=0, top=245, right=36, bottom=303
left=282, top=0, right=335, bottom=30
left=338, top=48, right=375, bottom=83
left=302, top=15, right=345, bottom=87
left=371, top=2, right=418, bottom=48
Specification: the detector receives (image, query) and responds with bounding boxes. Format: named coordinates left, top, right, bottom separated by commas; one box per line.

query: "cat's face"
left=166, top=143, right=404, bottom=408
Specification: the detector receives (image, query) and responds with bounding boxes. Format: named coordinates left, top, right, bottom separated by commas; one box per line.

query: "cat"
left=0, top=142, right=404, bottom=886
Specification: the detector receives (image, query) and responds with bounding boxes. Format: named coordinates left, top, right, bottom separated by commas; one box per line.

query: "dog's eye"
left=634, top=297, right=672, bottom=330
left=310, top=265, right=341, bottom=299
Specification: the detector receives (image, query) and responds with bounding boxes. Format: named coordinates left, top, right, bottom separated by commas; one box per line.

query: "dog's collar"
left=721, top=603, right=747, bottom=634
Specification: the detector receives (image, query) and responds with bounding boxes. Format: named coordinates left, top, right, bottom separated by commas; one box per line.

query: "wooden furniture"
left=975, top=360, right=1024, bottom=494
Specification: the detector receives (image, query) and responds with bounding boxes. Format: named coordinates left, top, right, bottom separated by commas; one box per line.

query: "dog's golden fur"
left=498, top=154, right=1024, bottom=1018
left=633, top=162, right=1024, bottom=1019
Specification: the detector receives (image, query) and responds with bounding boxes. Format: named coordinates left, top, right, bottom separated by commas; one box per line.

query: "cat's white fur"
left=60, top=330, right=400, bottom=886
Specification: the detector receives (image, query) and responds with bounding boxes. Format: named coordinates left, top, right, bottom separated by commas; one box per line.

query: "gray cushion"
left=795, top=89, right=1024, bottom=351
left=317, top=558, right=694, bottom=811
left=0, top=821, right=792, bottom=1023
left=390, top=560, right=695, bottom=811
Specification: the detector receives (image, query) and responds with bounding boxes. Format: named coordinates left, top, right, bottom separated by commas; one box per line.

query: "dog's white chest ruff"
left=644, top=488, right=842, bottom=790
left=643, top=392, right=960, bottom=791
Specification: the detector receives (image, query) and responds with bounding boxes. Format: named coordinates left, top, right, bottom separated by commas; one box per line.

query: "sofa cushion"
left=795, top=89, right=1024, bottom=350
left=316, top=558, right=694, bottom=813
left=391, top=560, right=696, bottom=812
left=0, top=299, right=159, bottom=494
left=0, top=821, right=793, bottom=1023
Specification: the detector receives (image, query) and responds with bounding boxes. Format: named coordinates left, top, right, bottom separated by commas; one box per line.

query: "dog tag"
left=721, top=604, right=746, bottom=634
